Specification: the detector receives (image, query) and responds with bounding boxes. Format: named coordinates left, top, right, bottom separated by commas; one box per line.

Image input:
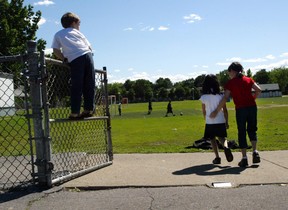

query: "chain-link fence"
left=0, top=54, right=35, bottom=190
left=0, top=41, right=112, bottom=191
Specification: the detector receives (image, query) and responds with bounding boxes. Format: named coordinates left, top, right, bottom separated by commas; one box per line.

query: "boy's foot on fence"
left=80, top=111, right=94, bottom=118
left=68, top=114, right=84, bottom=120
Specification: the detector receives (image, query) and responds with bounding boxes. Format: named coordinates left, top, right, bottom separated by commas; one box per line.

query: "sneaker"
left=224, top=147, right=233, bottom=162
left=252, top=152, right=261, bottom=163
left=80, top=111, right=93, bottom=118
left=68, top=114, right=84, bottom=120
left=238, top=158, right=248, bottom=167
left=212, top=157, right=221, bottom=164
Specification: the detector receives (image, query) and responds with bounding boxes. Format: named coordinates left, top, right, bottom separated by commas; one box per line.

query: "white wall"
left=0, top=75, right=15, bottom=116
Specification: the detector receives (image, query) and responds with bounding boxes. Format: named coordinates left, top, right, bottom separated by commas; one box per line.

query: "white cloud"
left=158, top=26, right=169, bottom=31
left=226, top=57, right=242, bottom=62
left=249, top=59, right=288, bottom=72
left=225, top=56, right=266, bottom=63
left=216, top=62, right=230, bottom=66
left=38, top=17, right=46, bottom=26
left=129, top=72, right=150, bottom=81
left=123, top=27, right=133, bottom=31
left=265, top=54, right=275, bottom=60
left=44, top=48, right=53, bottom=55
left=114, top=69, right=121, bottom=73
left=243, top=58, right=266, bottom=63
left=183, top=14, right=202, bottom=23
left=141, top=26, right=154, bottom=32
left=128, top=68, right=134, bottom=71
left=34, top=0, right=55, bottom=6
left=280, top=52, right=288, bottom=57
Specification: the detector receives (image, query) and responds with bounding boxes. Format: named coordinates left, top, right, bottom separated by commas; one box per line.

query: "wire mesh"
left=44, top=59, right=112, bottom=184
left=0, top=56, right=35, bottom=190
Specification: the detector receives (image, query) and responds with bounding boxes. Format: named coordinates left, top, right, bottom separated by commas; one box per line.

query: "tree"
left=134, top=79, right=153, bottom=101
left=246, top=69, right=253, bottom=78
left=253, top=69, right=270, bottom=84
left=217, top=70, right=229, bottom=88
left=174, top=85, right=185, bottom=100
left=154, top=78, right=173, bottom=89
left=269, top=67, right=288, bottom=94
left=194, top=74, right=206, bottom=87
left=157, top=87, right=169, bottom=100
left=108, top=83, right=122, bottom=96
left=0, top=0, right=46, bottom=56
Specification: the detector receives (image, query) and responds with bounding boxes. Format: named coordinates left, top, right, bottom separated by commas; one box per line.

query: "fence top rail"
left=0, top=54, right=24, bottom=63
left=49, top=116, right=109, bottom=123
left=44, top=57, right=106, bottom=74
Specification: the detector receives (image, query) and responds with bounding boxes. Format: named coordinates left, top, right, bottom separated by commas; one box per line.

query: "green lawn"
left=111, top=97, right=288, bottom=153
left=1, top=97, right=288, bottom=156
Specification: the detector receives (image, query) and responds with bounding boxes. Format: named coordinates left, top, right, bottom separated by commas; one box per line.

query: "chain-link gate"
left=0, top=41, right=112, bottom=191
left=43, top=57, right=113, bottom=186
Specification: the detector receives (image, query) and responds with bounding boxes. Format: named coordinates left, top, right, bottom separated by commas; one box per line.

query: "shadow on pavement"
left=0, top=186, right=47, bottom=204
left=172, top=164, right=259, bottom=176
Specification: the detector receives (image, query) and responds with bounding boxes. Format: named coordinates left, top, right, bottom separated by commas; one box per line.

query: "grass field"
left=111, top=97, right=288, bottom=153
left=1, top=97, right=288, bottom=156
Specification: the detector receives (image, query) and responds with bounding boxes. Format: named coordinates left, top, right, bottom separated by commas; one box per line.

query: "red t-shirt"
left=225, top=76, right=256, bottom=109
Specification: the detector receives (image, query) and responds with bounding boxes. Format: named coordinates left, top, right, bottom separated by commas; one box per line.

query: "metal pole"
left=39, top=50, right=53, bottom=187
left=103, top=67, right=113, bottom=161
left=26, top=41, right=48, bottom=187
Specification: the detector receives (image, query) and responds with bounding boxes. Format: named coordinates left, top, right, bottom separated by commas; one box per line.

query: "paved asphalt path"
left=1, top=184, right=288, bottom=210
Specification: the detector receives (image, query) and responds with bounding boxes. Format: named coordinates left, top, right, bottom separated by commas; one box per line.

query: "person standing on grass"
left=210, top=62, right=261, bottom=167
left=118, top=102, right=122, bottom=116
left=52, top=12, right=95, bottom=120
left=200, top=74, right=233, bottom=164
left=147, top=100, right=152, bottom=115
left=165, top=100, right=175, bottom=117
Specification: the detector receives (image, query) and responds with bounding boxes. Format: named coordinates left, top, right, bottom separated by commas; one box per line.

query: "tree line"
left=108, top=67, right=288, bottom=103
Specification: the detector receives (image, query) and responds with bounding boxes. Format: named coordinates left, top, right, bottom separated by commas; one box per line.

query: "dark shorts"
left=204, top=123, right=227, bottom=139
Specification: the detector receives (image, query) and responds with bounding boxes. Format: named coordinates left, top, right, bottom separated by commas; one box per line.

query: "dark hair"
left=61, top=12, right=80, bottom=28
left=202, top=74, right=220, bottom=95
left=228, top=62, right=244, bottom=78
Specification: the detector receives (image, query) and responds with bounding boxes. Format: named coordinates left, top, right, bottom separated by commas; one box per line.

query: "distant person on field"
left=210, top=62, right=261, bottom=167
left=200, top=74, right=233, bottom=164
left=52, top=12, right=95, bottom=120
left=118, top=102, right=122, bottom=116
left=165, top=100, right=175, bottom=117
left=147, top=100, right=152, bottom=115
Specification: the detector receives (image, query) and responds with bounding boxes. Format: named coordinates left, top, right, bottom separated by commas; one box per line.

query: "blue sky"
left=24, top=0, right=288, bottom=83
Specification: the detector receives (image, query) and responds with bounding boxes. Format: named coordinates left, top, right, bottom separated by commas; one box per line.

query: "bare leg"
left=218, top=137, right=228, bottom=148
left=219, top=137, right=233, bottom=162
left=241, top=148, right=247, bottom=158
left=210, top=138, right=220, bottom=158
left=251, top=140, right=257, bottom=152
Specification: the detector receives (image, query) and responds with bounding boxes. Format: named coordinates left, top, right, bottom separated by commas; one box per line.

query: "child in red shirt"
left=210, top=62, right=261, bottom=167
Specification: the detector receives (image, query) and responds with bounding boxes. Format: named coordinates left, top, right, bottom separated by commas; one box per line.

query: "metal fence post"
left=27, top=41, right=51, bottom=187
left=103, top=66, right=113, bottom=161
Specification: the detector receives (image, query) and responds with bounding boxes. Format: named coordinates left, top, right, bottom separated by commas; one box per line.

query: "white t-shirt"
left=51, top=28, right=91, bottom=62
left=199, top=94, right=226, bottom=124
